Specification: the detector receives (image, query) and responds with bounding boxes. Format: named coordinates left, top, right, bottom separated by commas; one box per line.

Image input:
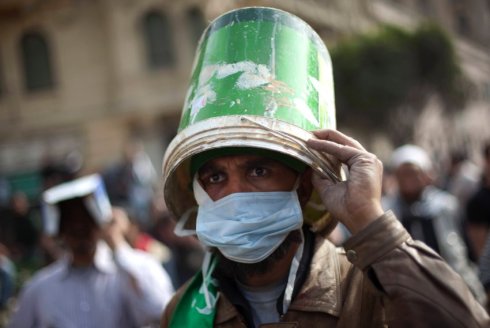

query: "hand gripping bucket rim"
left=162, top=7, right=341, bottom=234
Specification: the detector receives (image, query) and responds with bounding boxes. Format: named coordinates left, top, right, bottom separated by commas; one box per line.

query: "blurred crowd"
left=1, top=138, right=490, bottom=323
left=0, top=141, right=204, bottom=325
left=322, top=140, right=490, bottom=311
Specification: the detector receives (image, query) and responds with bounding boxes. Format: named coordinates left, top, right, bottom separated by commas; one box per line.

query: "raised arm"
left=307, top=129, right=489, bottom=327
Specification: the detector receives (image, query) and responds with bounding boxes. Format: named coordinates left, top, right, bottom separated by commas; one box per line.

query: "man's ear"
left=297, top=168, right=314, bottom=208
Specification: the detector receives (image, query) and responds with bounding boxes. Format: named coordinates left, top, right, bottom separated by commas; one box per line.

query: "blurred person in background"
left=382, top=144, right=486, bottom=304
left=0, top=243, right=16, bottom=312
left=8, top=174, right=174, bottom=328
left=442, top=150, right=481, bottom=209
left=478, top=234, right=490, bottom=312
left=1, top=192, right=40, bottom=269
left=0, top=178, right=15, bottom=313
left=124, top=206, right=173, bottom=270
left=151, top=210, right=204, bottom=289
left=466, top=141, right=490, bottom=260
left=40, top=151, right=83, bottom=192
left=441, top=150, right=481, bottom=262
left=0, top=176, right=10, bottom=210
left=103, top=140, right=157, bottom=231
left=38, top=152, right=84, bottom=265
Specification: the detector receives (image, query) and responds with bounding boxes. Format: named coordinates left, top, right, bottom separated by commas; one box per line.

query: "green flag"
left=169, top=253, right=219, bottom=327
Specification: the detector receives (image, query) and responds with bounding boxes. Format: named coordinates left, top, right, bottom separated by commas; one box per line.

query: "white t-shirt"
left=236, top=278, right=287, bottom=327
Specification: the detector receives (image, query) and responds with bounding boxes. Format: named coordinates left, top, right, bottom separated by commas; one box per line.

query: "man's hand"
left=306, top=129, right=384, bottom=234
left=101, top=207, right=131, bottom=250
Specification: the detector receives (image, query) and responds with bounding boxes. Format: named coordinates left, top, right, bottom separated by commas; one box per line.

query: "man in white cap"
left=8, top=174, right=174, bottom=328
left=382, top=144, right=485, bottom=303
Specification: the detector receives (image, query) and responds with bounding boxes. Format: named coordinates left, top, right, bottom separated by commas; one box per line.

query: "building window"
left=456, top=13, right=470, bottom=36
left=142, top=10, right=175, bottom=69
left=20, top=31, right=55, bottom=91
left=417, top=0, right=433, bottom=16
left=483, top=82, right=490, bottom=101
left=186, top=7, right=207, bottom=46
left=0, top=52, right=4, bottom=97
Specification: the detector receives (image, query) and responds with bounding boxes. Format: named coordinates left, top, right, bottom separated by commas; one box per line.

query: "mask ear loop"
left=193, top=174, right=213, bottom=205
left=283, top=172, right=305, bottom=314
left=292, top=174, right=302, bottom=191
left=174, top=206, right=198, bottom=237
left=282, top=228, right=304, bottom=314
left=174, top=174, right=213, bottom=237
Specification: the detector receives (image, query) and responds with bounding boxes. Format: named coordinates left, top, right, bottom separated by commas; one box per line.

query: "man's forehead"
left=199, top=154, right=285, bottom=171
left=190, top=148, right=307, bottom=178
left=395, top=162, right=426, bottom=174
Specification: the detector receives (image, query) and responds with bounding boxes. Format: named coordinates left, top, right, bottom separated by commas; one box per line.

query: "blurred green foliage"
left=331, top=24, right=466, bottom=142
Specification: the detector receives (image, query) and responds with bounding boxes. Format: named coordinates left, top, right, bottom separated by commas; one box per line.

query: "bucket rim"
left=162, top=115, right=341, bottom=235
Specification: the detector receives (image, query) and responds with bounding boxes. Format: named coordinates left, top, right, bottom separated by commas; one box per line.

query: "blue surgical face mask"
left=194, top=176, right=303, bottom=264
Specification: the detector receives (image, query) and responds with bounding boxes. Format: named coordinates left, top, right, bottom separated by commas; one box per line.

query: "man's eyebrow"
left=240, top=158, right=280, bottom=168
left=198, top=157, right=280, bottom=175
left=198, top=163, right=219, bottom=176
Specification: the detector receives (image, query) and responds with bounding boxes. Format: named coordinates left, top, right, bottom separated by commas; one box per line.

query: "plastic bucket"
left=162, top=7, right=340, bottom=233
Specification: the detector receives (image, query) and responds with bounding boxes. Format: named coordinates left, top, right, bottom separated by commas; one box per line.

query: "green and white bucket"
left=162, top=7, right=341, bottom=233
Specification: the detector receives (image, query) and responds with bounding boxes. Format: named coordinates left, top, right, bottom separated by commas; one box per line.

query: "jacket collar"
left=214, top=233, right=343, bottom=324
left=288, top=235, right=342, bottom=316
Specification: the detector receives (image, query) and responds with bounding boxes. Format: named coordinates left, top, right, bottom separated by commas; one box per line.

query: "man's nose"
left=221, top=176, right=252, bottom=198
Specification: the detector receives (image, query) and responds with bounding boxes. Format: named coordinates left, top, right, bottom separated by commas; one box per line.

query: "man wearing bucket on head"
left=8, top=175, right=175, bottom=328
left=161, top=7, right=489, bottom=327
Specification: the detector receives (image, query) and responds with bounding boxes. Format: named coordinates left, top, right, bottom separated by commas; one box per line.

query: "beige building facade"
left=368, top=0, right=490, bottom=163
left=0, top=0, right=489, bottom=197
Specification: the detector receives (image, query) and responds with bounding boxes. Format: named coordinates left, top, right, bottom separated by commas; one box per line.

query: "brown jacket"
left=162, top=212, right=489, bottom=327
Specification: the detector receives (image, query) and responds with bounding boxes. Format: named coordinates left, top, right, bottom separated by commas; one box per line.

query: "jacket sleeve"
left=479, top=235, right=490, bottom=291
left=160, top=281, right=190, bottom=327
left=479, top=234, right=490, bottom=312
left=343, top=211, right=489, bottom=328
left=114, top=243, right=175, bottom=326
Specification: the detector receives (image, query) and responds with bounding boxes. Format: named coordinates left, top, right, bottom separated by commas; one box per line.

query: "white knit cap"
left=390, top=144, right=432, bottom=172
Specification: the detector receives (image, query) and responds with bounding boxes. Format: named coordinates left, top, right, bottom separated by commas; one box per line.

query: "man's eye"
left=250, top=167, right=267, bottom=177
left=208, top=173, right=224, bottom=184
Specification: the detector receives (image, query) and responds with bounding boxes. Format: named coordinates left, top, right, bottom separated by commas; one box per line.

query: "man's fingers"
left=312, top=129, right=366, bottom=151
left=307, top=138, right=361, bottom=165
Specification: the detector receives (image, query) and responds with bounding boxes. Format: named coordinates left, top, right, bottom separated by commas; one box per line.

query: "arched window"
left=0, top=51, right=4, bottom=97
left=142, top=10, right=175, bottom=69
left=417, top=0, right=433, bottom=16
left=20, top=31, right=54, bottom=91
left=456, top=13, right=470, bottom=36
left=186, top=7, right=207, bottom=46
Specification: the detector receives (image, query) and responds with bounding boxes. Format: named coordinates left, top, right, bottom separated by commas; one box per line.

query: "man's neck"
left=400, top=189, right=425, bottom=205
left=71, top=257, right=94, bottom=267
left=242, top=242, right=299, bottom=288
left=70, top=249, right=96, bottom=267
left=484, top=171, right=490, bottom=188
